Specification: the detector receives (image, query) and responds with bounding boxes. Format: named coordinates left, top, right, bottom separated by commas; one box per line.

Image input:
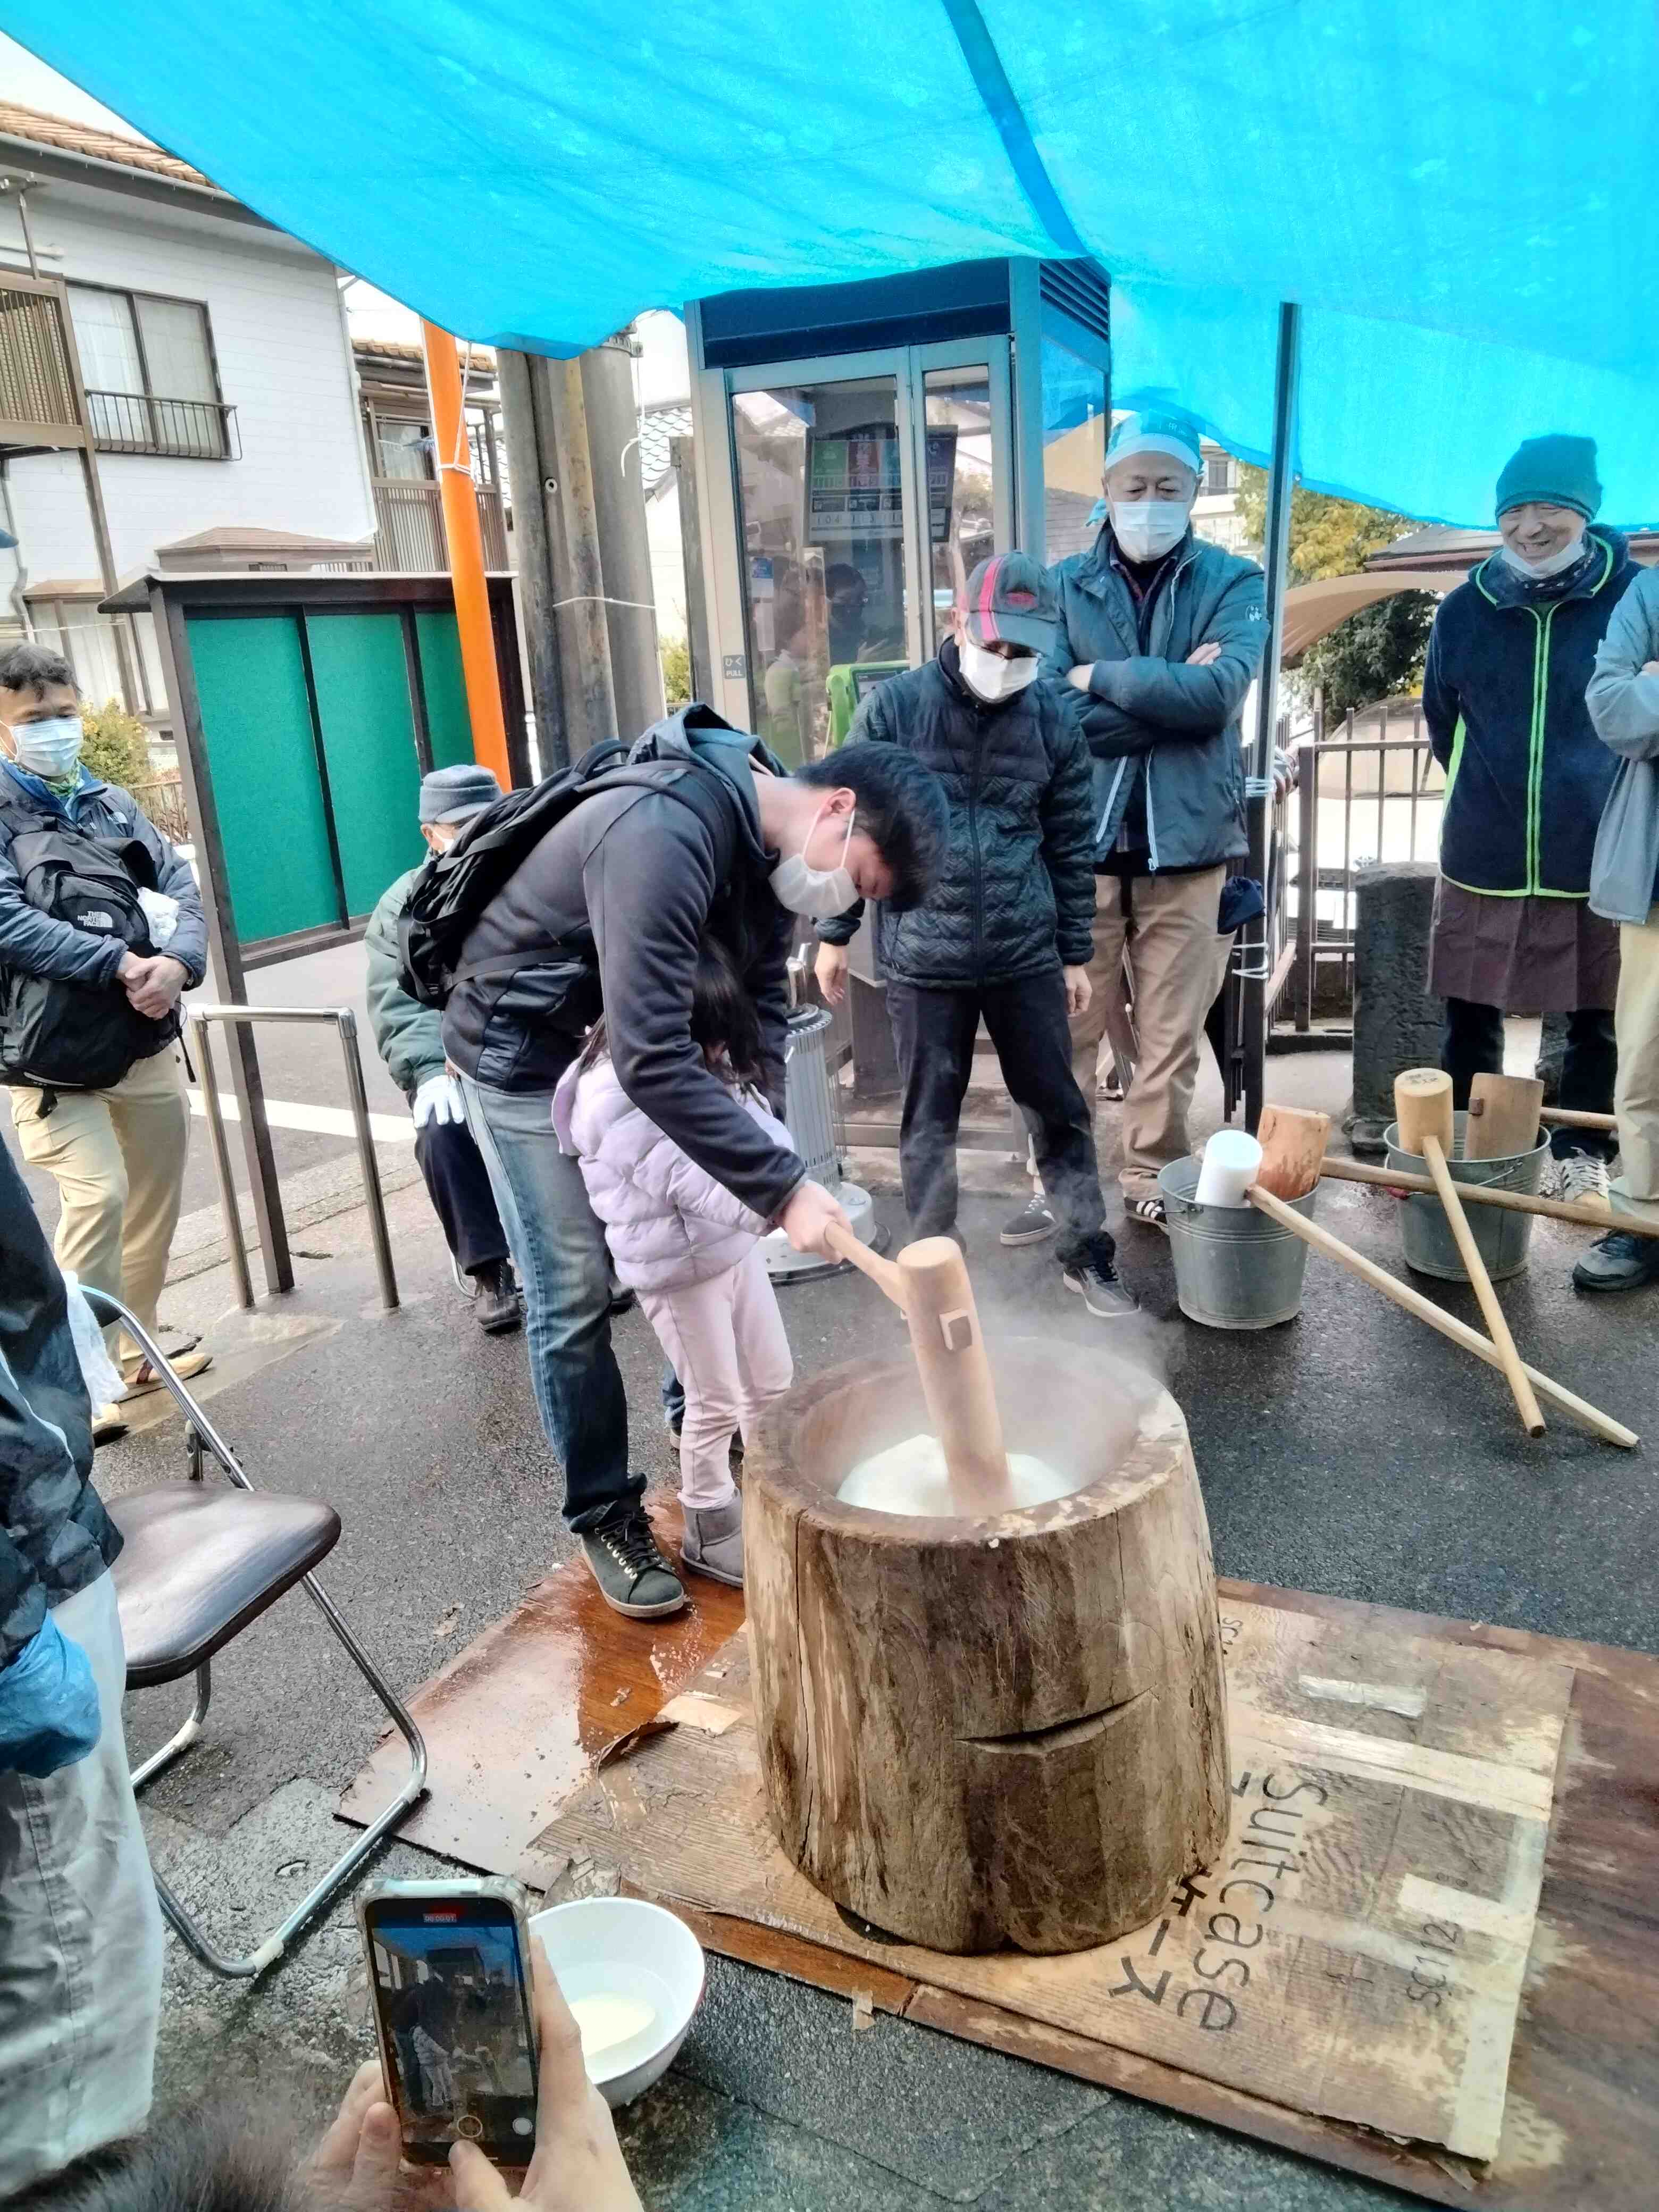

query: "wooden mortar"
left=745, top=1345, right=1230, bottom=1955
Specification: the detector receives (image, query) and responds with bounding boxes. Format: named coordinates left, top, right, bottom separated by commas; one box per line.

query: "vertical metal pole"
left=497, top=346, right=568, bottom=776
left=191, top=1016, right=254, bottom=1310
left=422, top=323, right=512, bottom=791
left=1295, top=741, right=1317, bottom=1032
left=1242, top=302, right=1302, bottom=1130
left=671, top=433, right=713, bottom=706
left=336, top=1010, right=399, bottom=1311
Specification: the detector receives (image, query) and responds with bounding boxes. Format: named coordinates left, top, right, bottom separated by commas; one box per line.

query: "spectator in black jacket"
left=442, top=707, right=947, bottom=1622
left=815, top=553, right=1133, bottom=1318
left=0, top=1138, right=164, bottom=2193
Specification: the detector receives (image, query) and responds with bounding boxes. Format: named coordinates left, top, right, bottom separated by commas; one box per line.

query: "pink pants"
left=638, top=1245, right=793, bottom=1510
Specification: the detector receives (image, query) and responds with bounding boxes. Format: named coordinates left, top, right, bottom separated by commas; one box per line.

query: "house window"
left=1203, top=449, right=1233, bottom=497
left=66, top=284, right=236, bottom=460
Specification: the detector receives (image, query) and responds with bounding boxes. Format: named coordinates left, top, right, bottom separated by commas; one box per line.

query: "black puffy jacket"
left=818, top=642, right=1095, bottom=987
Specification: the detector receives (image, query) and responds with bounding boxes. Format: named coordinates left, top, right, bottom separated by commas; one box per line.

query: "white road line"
left=188, top=1090, right=414, bottom=1145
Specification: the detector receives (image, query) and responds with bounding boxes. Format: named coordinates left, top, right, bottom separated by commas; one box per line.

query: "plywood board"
left=339, top=1496, right=744, bottom=1880
left=532, top=1603, right=1570, bottom=2162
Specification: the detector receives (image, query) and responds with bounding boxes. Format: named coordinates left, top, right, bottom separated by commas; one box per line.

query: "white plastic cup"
left=1194, top=1129, right=1263, bottom=1209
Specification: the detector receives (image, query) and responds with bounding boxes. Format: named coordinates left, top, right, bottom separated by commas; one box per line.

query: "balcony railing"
left=369, top=477, right=509, bottom=571
left=85, top=389, right=239, bottom=460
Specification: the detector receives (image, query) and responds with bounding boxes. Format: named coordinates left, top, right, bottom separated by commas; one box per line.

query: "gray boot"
left=681, top=1496, right=744, bottom=1587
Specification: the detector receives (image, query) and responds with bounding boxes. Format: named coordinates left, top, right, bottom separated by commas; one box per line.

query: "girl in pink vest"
left=553, top=940, right=793, bottom=1586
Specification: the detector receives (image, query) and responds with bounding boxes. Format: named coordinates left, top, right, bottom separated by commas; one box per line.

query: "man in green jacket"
left=364, top=765, right=521, bottom=1331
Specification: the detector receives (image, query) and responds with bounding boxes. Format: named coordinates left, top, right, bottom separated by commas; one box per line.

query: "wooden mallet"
left=1395, top=1069, right=1544, bottom=1437
left=1465, top=1072, right=1546, bottom=1162
left=825, top=1224, right=1014, bottom=1514
left=1247, top=1104, right=1636, bottom=1448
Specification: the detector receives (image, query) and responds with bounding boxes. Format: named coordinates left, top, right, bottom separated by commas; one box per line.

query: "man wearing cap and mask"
left=1036, top=410, right=1267, bottom=1232
left=1423, top=435, right=1636, bottom=1211
left=815, top=551, right=1133, bottom=1316
left=364, top=765, right=522, bottom=1333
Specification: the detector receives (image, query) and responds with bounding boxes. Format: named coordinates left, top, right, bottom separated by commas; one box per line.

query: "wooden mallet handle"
left=1247, top=1185, right=1635, bottom=1448
left=1394, top=1069, right=1545, bottom=1438
left=824, top=1221, right=905, bottom=1304
left=1322, top=1157, right=1659, bottom=1238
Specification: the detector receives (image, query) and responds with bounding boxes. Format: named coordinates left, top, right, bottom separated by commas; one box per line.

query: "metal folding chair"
left=85, top=1289, right=427, bottom=1980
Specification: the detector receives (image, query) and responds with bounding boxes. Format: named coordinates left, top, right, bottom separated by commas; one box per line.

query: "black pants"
left=1440, top=997, right=1618, bottom=1162
left=414, top=1115, right=512, bottom=1275
left=887, top=972, right=1109, bottom=1263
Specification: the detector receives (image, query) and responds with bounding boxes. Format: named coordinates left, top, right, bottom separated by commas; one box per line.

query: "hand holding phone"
left=449, top=1938, right=642, bottom=2212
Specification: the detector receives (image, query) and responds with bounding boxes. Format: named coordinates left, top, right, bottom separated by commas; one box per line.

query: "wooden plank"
left=339, top=1493, right=744, bottom=1876
left=531, top=1604, right=1570, bottom=2163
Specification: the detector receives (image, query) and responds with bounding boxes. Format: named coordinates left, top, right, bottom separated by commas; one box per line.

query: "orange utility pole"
left=421, top=321, right=513, bottom=789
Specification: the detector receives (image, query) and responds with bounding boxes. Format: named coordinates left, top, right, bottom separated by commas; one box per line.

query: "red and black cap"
left=962, top=550, right=1058, bottom=656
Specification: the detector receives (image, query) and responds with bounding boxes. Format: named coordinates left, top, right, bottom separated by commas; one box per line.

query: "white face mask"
left=1498, top=527, right=1586, bottom=580
left=8, top=714, right=83, bottom=779
left=958, top=634, right=1041, bottom=704
left=770, top=798, right=857, bottom=919
left=1109, top=499, right=1191, bottom=563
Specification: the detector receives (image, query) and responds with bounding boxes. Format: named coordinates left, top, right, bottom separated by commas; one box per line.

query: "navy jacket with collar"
left=1042, top=526, right=1267, bottom=870
left=1422, top=529, right=1639, bottom=899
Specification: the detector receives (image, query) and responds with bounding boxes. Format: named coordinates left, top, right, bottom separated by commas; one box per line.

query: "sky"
left=0, top=30, right=691, bottom=401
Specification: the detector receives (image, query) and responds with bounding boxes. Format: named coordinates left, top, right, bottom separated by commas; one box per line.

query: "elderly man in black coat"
left=815, top=551, right=1134, bottom=1318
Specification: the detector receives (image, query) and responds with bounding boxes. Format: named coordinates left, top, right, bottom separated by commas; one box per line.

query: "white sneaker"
left=1556, top=1152, right=1612, bottom=1213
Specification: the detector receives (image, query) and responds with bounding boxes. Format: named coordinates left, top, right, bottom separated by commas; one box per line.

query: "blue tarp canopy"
left=6, top=1, right=1657, bottom=526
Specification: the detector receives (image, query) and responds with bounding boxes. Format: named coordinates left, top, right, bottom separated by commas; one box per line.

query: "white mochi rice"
left=835, top=1432, right=1080, bottom=1518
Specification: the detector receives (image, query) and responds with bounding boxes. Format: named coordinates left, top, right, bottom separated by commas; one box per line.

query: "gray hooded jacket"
left=1587, top=566, right=1659, bottom=925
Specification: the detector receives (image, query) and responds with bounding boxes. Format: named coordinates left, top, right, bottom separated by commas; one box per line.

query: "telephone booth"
left=682, top=255, right=1113, bottom=1117
left=685, top=256, right=1112, bottom=766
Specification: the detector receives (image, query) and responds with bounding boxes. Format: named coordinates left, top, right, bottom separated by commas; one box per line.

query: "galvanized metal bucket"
left=1158, top=1157, right=1318, bottom=1330
left=1384, top=1111, right=1548, bottom=1283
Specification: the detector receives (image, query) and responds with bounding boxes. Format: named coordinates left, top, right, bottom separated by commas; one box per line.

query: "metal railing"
left=84, top=388, right=238, bottom=459
left=1285, top=709, right=1443, bottom=1032
left=369, top=477, right=508, bottom=570
left=188, top=1004, right=398, bottom=1312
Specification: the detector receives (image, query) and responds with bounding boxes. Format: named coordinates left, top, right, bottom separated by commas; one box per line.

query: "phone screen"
left=364, top=1895, right=538, bottom=2164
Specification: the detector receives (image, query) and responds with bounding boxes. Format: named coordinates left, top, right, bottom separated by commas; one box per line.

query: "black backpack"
left=399, top=728, right=743, bottom=1009
left=0, top=798, right=171, bottom=1091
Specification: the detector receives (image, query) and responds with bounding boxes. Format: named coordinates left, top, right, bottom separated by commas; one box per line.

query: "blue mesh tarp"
left=7, top=0, right=1656, bottom=525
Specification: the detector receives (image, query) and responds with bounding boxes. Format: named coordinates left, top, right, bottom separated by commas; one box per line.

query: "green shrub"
left=659, top=634, right=692, bottom=708
left=79, top=698, right=153, bottom=787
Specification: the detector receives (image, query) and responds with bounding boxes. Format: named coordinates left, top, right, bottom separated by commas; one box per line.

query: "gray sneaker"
left=1001, top=1196, right=1057, bottom=1245
left=682, top=1496, right=744, bottom=1587
left=1062, top=1239, right=1140, bottom=1318
left=582, top=1512, right=686, bottom=1617
left=1572, top=1228, right=1659, bottom=1293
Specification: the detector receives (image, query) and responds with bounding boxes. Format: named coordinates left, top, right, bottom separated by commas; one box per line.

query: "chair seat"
left=110, top=1483, right=341, bottom=1688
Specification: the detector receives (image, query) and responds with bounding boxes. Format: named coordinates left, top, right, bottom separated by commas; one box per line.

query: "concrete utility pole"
left=497, top=334, right=663, bottom=774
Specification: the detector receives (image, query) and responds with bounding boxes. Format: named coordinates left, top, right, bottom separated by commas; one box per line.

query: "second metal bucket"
left=1158, top=1158, right=1318, bottom=1329
left=1384, top=1111, right=1549, bottom=1283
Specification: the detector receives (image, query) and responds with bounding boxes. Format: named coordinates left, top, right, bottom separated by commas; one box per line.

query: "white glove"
left=412, top=1073, right=465, bottom=1128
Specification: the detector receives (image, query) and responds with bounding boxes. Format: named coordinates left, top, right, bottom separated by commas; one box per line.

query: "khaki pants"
left=9, top=1048, right=190, bottom=1367
left=1069, top=868, right=1227, bottom=1200
left=1614, top=906, right=1659, bottom=1209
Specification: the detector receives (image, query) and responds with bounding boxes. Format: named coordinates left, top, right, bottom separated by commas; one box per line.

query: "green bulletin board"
left=415, top=610, right=476, bottom=770
left=305, top=613, right=425, bottom=916
left=186, top=615, right=339, bottom=944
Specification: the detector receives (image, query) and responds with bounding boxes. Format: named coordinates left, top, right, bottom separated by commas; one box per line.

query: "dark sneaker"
left=682, top=1496, right=744, bottom=1586
left=608, top=1272, right=638, bottom=1317
left=582, top=1513, right=686, bottom=1618
left=1062, top=1242, right=1140, bottom=1318
left=1126, top=1194, right=1167, bottom=1234
left=1001, top=1196, right=1057, bottom=1246
left=1572, top=1228, right=1659, bottom=1293
left=664, top=1409, right=683, bottom=1455
left=472, top=1258, right=523, bottom=1334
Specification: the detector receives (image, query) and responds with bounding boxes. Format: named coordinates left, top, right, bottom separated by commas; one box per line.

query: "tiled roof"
left=0, top=102, right=221, bottom=192
left=353, top=335, right=496, bottom=370
left=639, top=398, right=692, bottom=492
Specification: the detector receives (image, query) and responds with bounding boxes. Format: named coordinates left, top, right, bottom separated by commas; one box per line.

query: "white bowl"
left=526, top=1898, right=706, bottom=2108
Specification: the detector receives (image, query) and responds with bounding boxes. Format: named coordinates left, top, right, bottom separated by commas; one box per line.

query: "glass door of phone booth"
left=722, top=341, right=1013, bottom=762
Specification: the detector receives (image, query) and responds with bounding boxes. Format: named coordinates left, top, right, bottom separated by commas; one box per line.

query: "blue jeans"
left=459, top=1074, right=643, bottom=1533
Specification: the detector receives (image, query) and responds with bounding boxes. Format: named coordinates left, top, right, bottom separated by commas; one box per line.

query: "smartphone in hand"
left=357, top=1878, right=538, bottom=2166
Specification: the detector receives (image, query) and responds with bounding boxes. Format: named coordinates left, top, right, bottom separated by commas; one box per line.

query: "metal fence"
left=369, top=477, right=509, bottom=570
left=1281, top=705, right=1443, bottom=1033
